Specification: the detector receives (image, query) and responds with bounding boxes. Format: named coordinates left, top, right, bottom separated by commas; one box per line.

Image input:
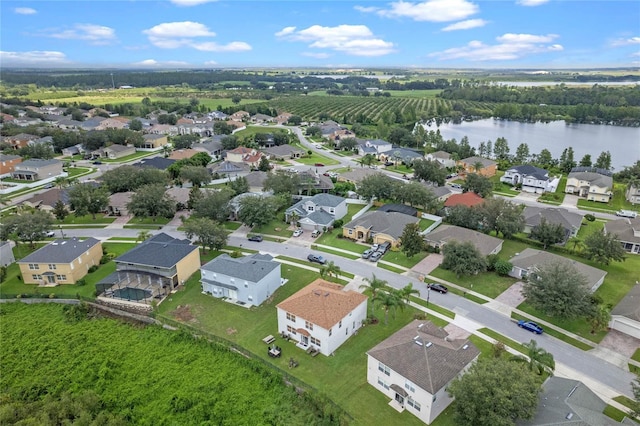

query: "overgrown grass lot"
left=0, top=303, right=341, bottom=425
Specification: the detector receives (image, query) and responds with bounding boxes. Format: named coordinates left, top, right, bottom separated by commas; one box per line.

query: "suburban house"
left=381, top=147, right=424, bottom=165
left=141, top=133, right=168, bottom=149
left=275, top=112, right=293, bottom=125
left=424, top=224, right=503, bottom=256
left=61, top=144, right=85, bottom=157
left=425, top=151, right=456, bottom=168
left=443, top=192, right=484, bottom=209
left=523, top=206, right=583, bottom=241
left=250, top=113, right=274, bottom=123
left=11, top=159, right=63, bottom=181
left=262, top=144, right=305, bottom=160
left=229, top=110, right=250, bottom=121
left=5, top=133, right=39, bottom=149
left=609, top=284, right=640, bottom=339
left=565, top=168, right=613, bottom=202
left=194, top=137, right=224, bottom=159
left=367, top=320, right=480, bottom=424
left=277, top=279, right=368, bottom=356
left=337, top=168, right=380, bottom=185
left=604, top=217, right=640, bottom=255
left=228, top=192, right=268, bottom=220
left=518, top=377, right=633, bottom=426
left=457, top=156, right=497, bottom=177
left=297, top=169, right=334, bottom=193
left=18, top=237, right=102, bottom=285
left=0, top=154, right=22, bottom=175
left=500, top=164, right=557, bottom=193
left=208, top=160, right=250, bottom=176
left=319, top=120, right=345, bottom=137
left=285, top=193, right=347, bottom=231
left=23, top=188, right=71, bottom=212
left=0, top=241, right=15, bottom=267
left=244, top=171, right=269, bottom=193
left=107, top=192, right=134, bottom=216
left=426, top=185, right=452, bottom=202
left=509, top=248, right=607, bottom=292
left=93, top=144, right=136, bottom=160
left=626, top=184, right=640, bottom=205
left=343, top=211, right=420, bottom=247
left=225, top=146, right=263, bottom=167
left=134, top=157, right=176, bottom=170
left=168, top=149, right=201, bottom=161
left=357, top=139, right=392, bottom=157
left=200, top=253, right=282, bottom=306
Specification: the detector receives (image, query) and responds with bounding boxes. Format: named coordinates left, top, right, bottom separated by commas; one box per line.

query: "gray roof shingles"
left=115, top=233, right=197, bottom=268
left=201, top=253, right=278, bottom=283
left=344, top=211, right=419, bottom=239
left=523, top=206, right=583, bottom=231
left=19, top=237, right=100, bottom=264
left=425, top=224, right=503, bottom=256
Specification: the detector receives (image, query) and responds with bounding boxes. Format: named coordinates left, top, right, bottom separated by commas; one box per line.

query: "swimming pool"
left=111, top=287, right=152, bottom=301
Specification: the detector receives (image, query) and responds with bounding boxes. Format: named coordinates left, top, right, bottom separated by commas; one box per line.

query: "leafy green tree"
left=305, top=126, right=322, bottom=137
left=258, top=156, right=271, bottom=172
left=230, top=176, right=249, bottom=195
left=412, top=159, right=447, bottom=186
left=579, top=154, right=592, bottom=167
left=231, top=95, right=242, bottom=105
left=237, top=195, right=280, bottom=228
left=494, top=259, right=513, bottom=276
left=512, top=339, right=555, bottom=375
left=446, top=205, right=482, bottom=231
left=337, top=137, right=358, bottom=151
left=493, top=137, right=510, bottom=161
left=68, top=183, right=109, bottom=219
left=396, top=181, right=438, bottom=212
left=463, top=173, right=493, bottom=198
left=536, top=148, right=553, bottom=169
left=319, top=261, right=341, bottom=281
left=52, top=200, right=68, bottom=221
left=192, top=188, right=234, bottom=221
left=398, top=282, right=419, bottom=304
left=448, top=357, right=541, bottom=426
left=126, top=184, right=176, bottom=219
left=357, top=173, right=395, bottom=201
left=129, top=119, right=143, bottom=131
left=400, top=223, right=424, bottom=258
left=263, top=170, right=300, bottom=196
left=584, top=229, right=626, bottom=265
left=360, top=153, right=376, bottom=167
left=530, top=217, right=566, bottom=249
left=514, top=143, right=530, bottom=164
left=100, top=165, right=168, bottom=193
left=559, top=147, right=577, bottom=173
left=441, top=241, right=487, bottom=278
left=372, top=289, right=402, bottom=325
left=171, top=134, right=199, bottom=149
left=179, top=166, right=211, bottom=187
left=594, top=150, right=612, bottom=170
left=287, top=115, right=302, bottom=125
left=19, top=143, right=55, bottom=160
left=522, top=260, right=593, bottom=319
left=588, top=303, right=612, bottom=334
left=0, top=210, right=54, bottom=248
left=137, top=230, right=152, bottom=242
left=183, top=217, right=228, bottom=252
left=479, top=198, right=524, bottom=239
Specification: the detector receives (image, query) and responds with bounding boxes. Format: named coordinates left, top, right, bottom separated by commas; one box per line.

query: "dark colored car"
left=93, top=160, right=103, bottom=165
left=384, top=161, right=394, bottom=166
left=517, top=320, right=543, bottom=334
left=307, top=254, right=327, bottom=264
left=314, top=163, right=325, bottom=167
left=427, top=283, right=448, bottom=294
left=248, top=235, right=263, bottom=242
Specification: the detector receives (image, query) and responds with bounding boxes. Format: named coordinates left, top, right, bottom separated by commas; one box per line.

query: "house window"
left=329, top=328, right=332, bottom=336
left=405, top=380, right=416, bottom=393
left=56, top=274, right=67, bottom=281
left=377, top=377, right=390, bottom=390
left=32, top=274, right=42, bottom=280
left=305, top=321, right=313, bottom=331
left=339, top=320, right=342, bottom=328
left=348, top=230, right=353, bottom=235
left=48, top=264, right=56, bottom=270
left=310, top=337, right=321, bottom=346
left=378, top=362, right=390, bottom=376
left=407, top=398, right=421, bottom=411
left=286, top=325, right=297, bottom=335
left=28, top=264, right=39, bottom=270
left=247, top=295, right=253, bottom=301
left=286, top=312, right=296, bottom=322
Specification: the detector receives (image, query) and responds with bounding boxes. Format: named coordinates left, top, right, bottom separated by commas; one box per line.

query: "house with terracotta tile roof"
left=443, top=192, right=484, bottom=209
left=367, top=320, right=479, bottom=424
left=168, top=149, right=201, bottom=161
left=277, top=279, right=368, bottom=356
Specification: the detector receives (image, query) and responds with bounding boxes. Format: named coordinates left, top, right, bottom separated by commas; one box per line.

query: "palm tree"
left=512, top=339, right=555, bottom=375
left=359, top=274, right=389, bottom=299
left=588, top=304, right=611, bottom=334
left=319, top=261, right=340, bottom=282
left=473, top=161, right=485, bottom=174
left=373, top=290, right=402, bottom=325
left=288, top=211, right=300, bottom=227
left=399, top=282, right=419, bottom=304
left=137, top=230, right=152, bottom=243
left=567, top=236, right=583, bottom=254
left=54, top=176, right=69, bottom=189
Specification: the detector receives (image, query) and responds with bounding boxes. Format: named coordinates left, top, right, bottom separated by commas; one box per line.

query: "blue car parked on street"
left=517, top=320, right=543, bottom=334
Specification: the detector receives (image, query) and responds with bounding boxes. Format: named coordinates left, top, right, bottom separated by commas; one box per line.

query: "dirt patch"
left=226, top=327, right=237, bottom=335
left=172, top=304, right=196, bottom=323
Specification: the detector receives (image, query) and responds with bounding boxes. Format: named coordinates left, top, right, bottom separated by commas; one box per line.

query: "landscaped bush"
left=88, top=265, right=99, bottom=273
left=584, top=214, right=596, bottom=222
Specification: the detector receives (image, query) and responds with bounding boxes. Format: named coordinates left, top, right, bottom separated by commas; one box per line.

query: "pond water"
left=421, top=119, right=640, bottom=171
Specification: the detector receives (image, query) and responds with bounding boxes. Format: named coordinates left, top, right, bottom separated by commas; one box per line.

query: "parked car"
left=45, top=231, right=56, bottom=237
left=616, top=210, right=637, bottom=218
left=376, top=241, right=391, bottom=254
left=426, top=283, right=448, bottom=294
left=384, top=161, right=394, bottom=166
left=371, top=243, right=379, bottom=252
left=248, top=235, right=263, bottom=242
left=446, top=173, right=458, bottom=179
left=307, top=254, right=326, bottom=264
left=369, top=251, right=382, bottom=262
left=451, top=183, right=462, bottom=189
left=314, top=163, right=325, bottom=167
left=293, top=229, right=303, bottom=237
left=517, top=320, right=543, bottom=334
left=92, top=160, right=102, bottom=165
left=311, top=230, right=321, bottom=238
left=362, top=249, right=374, bottom=259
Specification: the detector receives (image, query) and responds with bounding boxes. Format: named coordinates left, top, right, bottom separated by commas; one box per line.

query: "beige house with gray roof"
left=367, top=320, right=480, bottom=424
left=565, top=169, right=613, bottom=202
left=424, top=224, right=503, bottom=256
left=509, top=248, right=607, bottom=292
left=343, top=211, right=420, bottom=247
left=604, top=217, right=640, bottom=255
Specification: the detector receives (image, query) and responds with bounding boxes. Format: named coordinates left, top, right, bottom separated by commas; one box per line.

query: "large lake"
left=421, top=119, right=640, bottom=171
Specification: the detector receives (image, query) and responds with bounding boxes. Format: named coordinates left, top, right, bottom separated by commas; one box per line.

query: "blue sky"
left=1, top=0, right=639, bottom=69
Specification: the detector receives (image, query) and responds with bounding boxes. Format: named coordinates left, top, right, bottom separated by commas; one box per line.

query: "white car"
left=293, top=229, right=303, bottom=237
left=45, top=231, right=56, bottom=237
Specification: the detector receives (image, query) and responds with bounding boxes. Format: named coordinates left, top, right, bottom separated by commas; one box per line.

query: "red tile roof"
left=444, top=192, right=484, bottom=207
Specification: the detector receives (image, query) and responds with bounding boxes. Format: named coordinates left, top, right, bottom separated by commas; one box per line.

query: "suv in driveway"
left=361, top=249, right=374, bottom=259
left=376, top=241, right=391, bottom=254
left=307, top=254, right=327, bottom=264
left=369, top=251, right=382, bottom=262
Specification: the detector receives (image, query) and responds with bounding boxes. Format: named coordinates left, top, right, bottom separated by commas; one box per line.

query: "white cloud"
left=516, top=0, right=549, bottom=6
left=1, top=50, right=69, bottom=66
left=169, top=0, right=217, bottom=5
left=361, top=0, right=479, bottom=22
left=302, top=52, right=332, bottom=59
left=46, top=24, right=116, bottom=45
left=143, top=21, right=251, bottom=52
left=442, top=19, right=487, bottom=31
left=611, top=36, right=640, bottom=47
left=134, top=59, right=159, bottom=66
left=354, top=5, right=379, bottom=13
left=133, top=59, right=190, bottom=67
left=14, top=7, right=37, bottom=14
left=204, top=60, right=218, bottom=65
left=429, top=33, right=562, bottom=61
left=276, top=24, right=395, bottom=56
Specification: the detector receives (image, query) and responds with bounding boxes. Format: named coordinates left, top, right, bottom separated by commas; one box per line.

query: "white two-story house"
left=201, top=253, right=282, bottom=306
left=500, top=164, right=557, bottom=193
left=367, top=320, right=480, bottom=424
left=357, top=139, right=392, bottom=157
left=285, top=193, right=348, bottom=231
left=277, top=279, right=367, bottom=356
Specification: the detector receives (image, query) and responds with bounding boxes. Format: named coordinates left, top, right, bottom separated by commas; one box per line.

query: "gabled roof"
left=262, top=144, right=305, bottom=157
left=25, top=188, right=71, bottom=208
left=428, top=150, right=452, bottom=160
left=460, top=156, right=497, bottom=168
left=105, top=144, right=133, bottom=153
left=303, top=209, right=334, bottom=226
left=523, top=206, right=583, bottom=231
left=17, top=158, right=62, bottom=168
left=134, top=157, right=176, bottom=169
left=277, top=279, right=367, bottom=330
left=344, top=211, right=420, bottom=239
left=18, top=238, right=101, bottom=264
left=444, top=192, right=484, bottom=207
left=309, top=193, right=345, bottom=208
left=506, top=164, right=549, bottom=180
left=0, top=154, right=21, bottom=161
left=367, top=320, right=479, bottom=395
left=201, top=253, right=279, bottom=283
left=143, top=133, right=166, bottom=140
left=115, top=232, right=198, bottom=268
left=244, top=171, right=268, bottom=189
left=567, top=171, right=613, bottom=188
left=604, top=217, right=640, bottom=244
left=612, top=285, right=640, bottom=322
left=424, top=224, right=503, bottom=256
left=509, top=248, right=607, bottom=290
left=338, top=168, right=380, bottom=183
left=378, top=204, right=417, bottom=217
left=208, top=161, right=248, bottom=173
left=389, top=147, right=423, bottom=160
left=428, top=185, right=452, bottom=198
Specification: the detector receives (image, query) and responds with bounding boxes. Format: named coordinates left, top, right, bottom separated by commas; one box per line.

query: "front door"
left=228, top=289, right=238, bottom=299
left=395, top=393, right=404, bottom=405
left=301, top=335, right=309, bottom=346
left=47, top=275, right=56, bottom=284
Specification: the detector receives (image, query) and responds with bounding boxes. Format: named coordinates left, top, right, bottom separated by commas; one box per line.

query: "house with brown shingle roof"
left=367, top=320, right=480, bottom=424
left=277, top=279, right=367, bottom=356
left=168, top=149, right=200, bottom=161
left=424, top=224, right=503, bottom=256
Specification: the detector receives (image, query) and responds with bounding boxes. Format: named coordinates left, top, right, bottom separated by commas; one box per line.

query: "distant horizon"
left=1, top=1, right=638, bottom=69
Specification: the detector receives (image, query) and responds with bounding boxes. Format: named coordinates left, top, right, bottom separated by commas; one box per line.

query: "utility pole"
left=110, top=73, right=115, bottom=90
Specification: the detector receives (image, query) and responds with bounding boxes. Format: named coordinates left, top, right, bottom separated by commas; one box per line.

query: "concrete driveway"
left=411, top=254, right=443, bottom=277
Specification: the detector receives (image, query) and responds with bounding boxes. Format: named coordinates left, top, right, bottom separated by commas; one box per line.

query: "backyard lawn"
left=157, top=264, right=428, bottom=426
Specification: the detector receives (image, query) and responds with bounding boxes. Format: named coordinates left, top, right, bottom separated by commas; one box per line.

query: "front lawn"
left=250, top=216, right=293, bottom=238
left=538, top=175, right=567, bottom=204
left=577, top=183, right=637, bottom=213
left=381, top=249, right=428, bottom=269
left=65, top=167, right=93, bottom=179
left=316, top=231, right=367, bottom=254
left=56, top=213, right=116, bottom=225
left=490, top=171, right=519, bottom=196
left=100, top=151, right=155, bottom=163
left=429, top=267, right=517, bottom=299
